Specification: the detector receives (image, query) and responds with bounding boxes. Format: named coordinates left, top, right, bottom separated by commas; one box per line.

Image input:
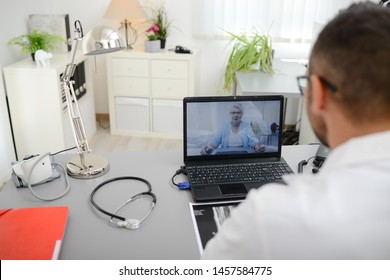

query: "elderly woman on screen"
left=200, top=103, right=265, bottom=155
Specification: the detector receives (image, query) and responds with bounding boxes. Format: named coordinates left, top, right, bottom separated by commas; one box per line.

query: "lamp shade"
left=104, top=0, right=146, bottom=20
left=82, top=26, right=126, bottom=55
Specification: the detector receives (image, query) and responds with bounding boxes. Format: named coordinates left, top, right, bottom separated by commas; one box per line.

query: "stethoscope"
left=90, top=176, right=156, bottom=229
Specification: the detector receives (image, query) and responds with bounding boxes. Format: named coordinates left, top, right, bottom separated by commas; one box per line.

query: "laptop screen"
left=183, top=95, right=284, bottom=162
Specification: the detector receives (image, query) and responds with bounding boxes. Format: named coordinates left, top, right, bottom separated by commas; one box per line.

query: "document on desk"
left=189, top=200, right=243, bottom=254
left=0, top=206, right=69, bottom=260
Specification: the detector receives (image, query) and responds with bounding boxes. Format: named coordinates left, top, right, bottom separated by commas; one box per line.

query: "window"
left=193, top=0, right=359, bottom=42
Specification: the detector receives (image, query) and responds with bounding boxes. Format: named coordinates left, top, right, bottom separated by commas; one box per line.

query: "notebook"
left=0, top=206, right=69, bottom=260
left=183, top=95, right=294, bottom=201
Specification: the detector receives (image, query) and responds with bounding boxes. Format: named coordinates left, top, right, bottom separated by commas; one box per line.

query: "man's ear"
left=310, top=75, right=328, bottom=114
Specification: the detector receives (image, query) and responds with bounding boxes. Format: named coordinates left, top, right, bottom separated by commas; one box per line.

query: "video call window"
left=186, top=100, right=281, bottom=156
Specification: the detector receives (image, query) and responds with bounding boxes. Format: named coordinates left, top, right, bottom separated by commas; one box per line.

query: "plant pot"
left=160, top=39, right=166, bottom=49
left=144, top=40, right=161, bottom=53
left=249, top=49, right=275, bottom=71
left=249, top=61, right=260, bottom=71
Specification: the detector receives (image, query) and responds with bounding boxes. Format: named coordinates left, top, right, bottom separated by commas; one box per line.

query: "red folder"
left=0, top=206, right=69, bottom=260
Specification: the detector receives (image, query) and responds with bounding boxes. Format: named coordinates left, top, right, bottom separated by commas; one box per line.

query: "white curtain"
left=193, top=0, right=360, bottom=42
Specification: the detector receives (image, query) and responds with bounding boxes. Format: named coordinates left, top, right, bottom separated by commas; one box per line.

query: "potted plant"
left=145, top=1, right=173, bottom=49
left=8, top=29, right=64, bottom=61
left=223, top=29, right=273, bottom=91
left=144, top=24, right=161, bottom=53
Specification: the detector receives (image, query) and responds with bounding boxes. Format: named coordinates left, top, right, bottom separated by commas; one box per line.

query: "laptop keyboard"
left=187, top=162, right=294, bottom=186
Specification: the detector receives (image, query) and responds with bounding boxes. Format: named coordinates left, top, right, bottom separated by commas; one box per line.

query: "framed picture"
left=28, top=14, right=71, bottom=53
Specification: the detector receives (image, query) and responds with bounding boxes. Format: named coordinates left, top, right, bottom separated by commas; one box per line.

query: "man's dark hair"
left=309, top=2, right=390, bottom=121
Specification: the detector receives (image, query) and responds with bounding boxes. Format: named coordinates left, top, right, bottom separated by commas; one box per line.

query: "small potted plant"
left=144, top=24, right=161, bottom=53
left=223, top=29, right=274, bottom=92
left=145, top=1, right=173, bottom=49
left=8, top=29, right=64, bottom=61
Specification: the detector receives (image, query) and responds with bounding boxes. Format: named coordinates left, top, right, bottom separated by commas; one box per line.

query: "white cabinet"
left=152, top=99, right=183, bottom=134
left=106, top=49, right=199, bottom=138
left=115, top=97, right=150, bottom=132
left=3, top=53, right=97, bottom=159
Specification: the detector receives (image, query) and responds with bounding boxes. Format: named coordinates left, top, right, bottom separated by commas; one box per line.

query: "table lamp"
left=61, top=20, right=126, bottom=179
left=104, top=0, right=146, bottom=49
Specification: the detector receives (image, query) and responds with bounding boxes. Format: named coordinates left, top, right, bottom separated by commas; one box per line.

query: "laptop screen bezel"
left=183, top=95, right=285, bottom=163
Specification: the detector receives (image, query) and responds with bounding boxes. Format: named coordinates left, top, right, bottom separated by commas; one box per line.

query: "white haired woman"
left=200, top=103, right=265, bottom=155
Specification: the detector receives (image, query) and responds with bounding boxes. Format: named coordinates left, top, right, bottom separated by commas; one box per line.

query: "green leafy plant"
left=8, top=29, right=64, bottom=54
left=224, top=29, right=273, bottom=91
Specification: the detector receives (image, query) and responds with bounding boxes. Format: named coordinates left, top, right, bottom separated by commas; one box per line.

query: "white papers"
left=189, top=200, right=243, bottom=254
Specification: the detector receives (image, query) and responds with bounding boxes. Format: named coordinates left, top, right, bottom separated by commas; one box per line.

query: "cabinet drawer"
left=112, top=58, right=149, bottom=77
left=152, top=79, right=188, bottom=98
left=115, top=97, right=150, bottom=132
left=152, top=99, right=183, bottom=134
left=113, top=77, right=149, bottom=97
left=151, top=60, right=188, bottom=79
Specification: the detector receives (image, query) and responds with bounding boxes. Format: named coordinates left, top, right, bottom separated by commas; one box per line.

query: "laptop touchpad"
left=219, top=183, right=247, bottom=196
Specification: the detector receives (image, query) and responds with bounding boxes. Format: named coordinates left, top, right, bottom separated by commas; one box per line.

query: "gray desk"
left=0, top=145, right=318, bottom=259
left=235, top=59, right=306, bottom=97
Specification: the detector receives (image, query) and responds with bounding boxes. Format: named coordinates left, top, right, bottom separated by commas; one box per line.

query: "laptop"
left=183, top=95, right=294, bottom=201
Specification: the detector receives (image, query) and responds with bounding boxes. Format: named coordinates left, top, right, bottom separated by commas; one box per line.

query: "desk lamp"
left=104, top=0, right=146, bottom=49
left=61, top=20, right=125, bottom=179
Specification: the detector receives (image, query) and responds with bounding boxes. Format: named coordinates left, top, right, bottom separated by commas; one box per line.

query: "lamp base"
left=67, top=154, right=110, bottom=179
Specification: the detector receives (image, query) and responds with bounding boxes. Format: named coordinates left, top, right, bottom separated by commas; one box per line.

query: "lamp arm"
left=64, top=79, right=91, bottom=154
left=62, top=20, right=125, bottom=178
left=61, top=23, right=91, bottom=164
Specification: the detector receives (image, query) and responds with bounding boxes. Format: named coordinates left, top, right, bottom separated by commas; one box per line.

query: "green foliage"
left=8, top=29, right=64, bottom=54
left=147, top=34, right=158, bottom=41
left=224, top=30, right=273, bottom=91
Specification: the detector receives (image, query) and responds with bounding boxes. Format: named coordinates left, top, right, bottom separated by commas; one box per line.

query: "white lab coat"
left=202, top=130, right=390, bottom=259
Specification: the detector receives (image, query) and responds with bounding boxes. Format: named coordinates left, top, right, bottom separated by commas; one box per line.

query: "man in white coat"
left=202, top=2, right=390, bottom=259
